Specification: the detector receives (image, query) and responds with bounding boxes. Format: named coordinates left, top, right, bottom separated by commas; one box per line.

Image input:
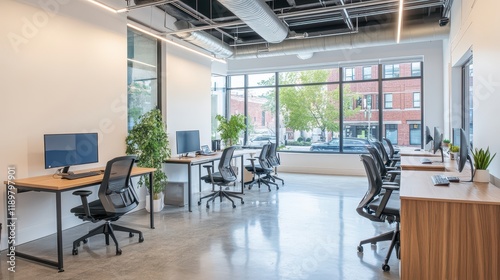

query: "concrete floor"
left=0, top=173, right=400, bottom=280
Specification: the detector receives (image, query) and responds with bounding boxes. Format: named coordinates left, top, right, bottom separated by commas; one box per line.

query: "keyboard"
left=431, top=175, right=450, bottom=186
left=200, top=151, right=217, bottom=156
left=420, top=158, right=432, bottom=164
left=62, top=171, right=102, bottom=180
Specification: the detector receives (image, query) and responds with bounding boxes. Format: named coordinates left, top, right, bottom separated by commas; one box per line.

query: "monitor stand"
left=61, top=166, right=73, bottom=175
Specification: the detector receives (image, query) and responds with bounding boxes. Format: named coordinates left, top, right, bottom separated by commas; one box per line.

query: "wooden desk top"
left=400, top=156, right=454, bottom=171
left=398, top=147, right=441, bottom=157
left=166, top=149, right=256, bottom=164
left=5, top=167, right=155, bottom=191
left=400, top=170, right=500, bottom=205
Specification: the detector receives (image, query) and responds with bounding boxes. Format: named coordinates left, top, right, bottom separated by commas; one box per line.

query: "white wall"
left=447, top=0, right=500, bottom=184
left=0, top=0, right=128, bottom=250
left=227, top=40, right=445, bottom=175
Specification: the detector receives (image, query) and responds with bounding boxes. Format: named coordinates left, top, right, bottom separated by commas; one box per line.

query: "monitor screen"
left=176, top=130, right=200, bottom=155
left=44, top=133, right=99, bottom=171
left=457, top=128, right=470, bottom=172
left=425, top=126, right=433, bottom=145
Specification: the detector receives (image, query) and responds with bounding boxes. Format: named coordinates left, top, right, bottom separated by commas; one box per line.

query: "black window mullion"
left=339, top=67, right=344, bottom=152
left=378, top=64, right=383, bottom=141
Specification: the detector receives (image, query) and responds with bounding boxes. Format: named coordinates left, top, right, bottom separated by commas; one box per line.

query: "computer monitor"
left=44, top=133, right=99, bottom=174
left=432, top=127, right=444, bottom=162
left=176, top=130, right=200, bottom=156
left=457, top=128, right=474, bottom=181
left=425, top=126, right=433, bottom=145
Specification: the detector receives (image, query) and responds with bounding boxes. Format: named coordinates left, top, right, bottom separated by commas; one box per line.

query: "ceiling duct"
left=217, top=0, right=289, bottom=44
left=232, top=19, right=449, bottom=60
left=174, top=20, right=234, bottom=58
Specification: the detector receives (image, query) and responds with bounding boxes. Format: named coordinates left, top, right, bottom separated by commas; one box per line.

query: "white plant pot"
left=474, top=169, right=490, bottom=183
left=146, top=193, right=164, bottom=212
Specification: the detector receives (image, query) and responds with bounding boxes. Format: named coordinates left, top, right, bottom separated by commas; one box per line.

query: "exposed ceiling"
left=123, top=0, right=452, bottom=60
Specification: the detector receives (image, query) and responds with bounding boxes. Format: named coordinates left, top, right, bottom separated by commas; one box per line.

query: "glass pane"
left=382, top=79, right=422, bottom=147
left=343, top=64, right=378, bottom=81
left=227, top=89, right=245, bottom=145
left=343, top=81, right=379, bottom=153
left=211, top=75, right=226, bottom=139
left=279, top=68, right=339, bottom=85
left=280, top=83, right=340, bottom=152
left=384, top=62, right=422, bottom=78
left=246, top=88, right=276, bottom=148
left=229, top=75, right=245, bottom=88
left=127, top=29, right=158, bottom=131
left=248, top=73, right=275, bottom=87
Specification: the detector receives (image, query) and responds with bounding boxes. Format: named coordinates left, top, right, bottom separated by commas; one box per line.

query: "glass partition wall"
left=225, top=60, right=423, bottom=153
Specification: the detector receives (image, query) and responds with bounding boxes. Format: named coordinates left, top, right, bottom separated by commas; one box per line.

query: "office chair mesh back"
left=268, top=142, right=280, bottom=167
left=259, top=144, right=273, bottom=170
left=357, top=154, right=385, bottom=222
left=383, top=138, right=397, bottom=158
left=219, top=146, right=237, bottom=182
left=372, top=141, right=389, bottom=165
left=367, top=146, right=386, bottom=176
left=99, top=156, right=138, bottom=216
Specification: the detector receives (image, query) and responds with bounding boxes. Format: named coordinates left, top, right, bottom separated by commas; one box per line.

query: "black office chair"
left=367, top=146, right=400, bottom=183
left=382, top=137, right=400, bottom=159
left=70, top=156, right=144, bottom=256
left=357, top=154, right=400, bottom=272
left=372, top=140, right=400, bottom=168
left=245, top=143, right=279, bottom=191
left=199, top=146, right=244, bottom=209
left=267, top=142, right=284, bottom=185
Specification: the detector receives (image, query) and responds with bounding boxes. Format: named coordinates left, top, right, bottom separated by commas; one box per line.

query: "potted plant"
left=470, top=146, right=496, bottom=183
left=442, top=139, right=450, bottom=147
left=126, top=109, right=171, bottom=212
left=215, top=114, right=246, bottom=148
left=449, top=144, right=459, bottom=160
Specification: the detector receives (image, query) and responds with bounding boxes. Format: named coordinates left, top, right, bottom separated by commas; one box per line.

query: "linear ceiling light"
left=397, top=0, right=404, bottom=43
left=86, top=0, right=118, bottom=13
left=127, top=23, right=227, bottom=64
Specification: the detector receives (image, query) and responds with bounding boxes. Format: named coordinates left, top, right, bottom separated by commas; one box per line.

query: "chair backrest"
left=372, top=141, right=390, bottom=165
left=383, top=137, right=396, bottom=158
left=357, top=154, right=385, bottom=222
left=98, top=156, right=138, bottom=215
left=259, top=143, right=273, bottom=170
left=218, top=146, right=237, bottom=182
left=367, top=146, right=388, bottom=177
left=267, top=142, right=280, bottom=167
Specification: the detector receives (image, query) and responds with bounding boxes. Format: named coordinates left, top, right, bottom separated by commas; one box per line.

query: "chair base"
left=72, top=221, right=144, bottom=256
left=245, top=175, right=279, bottom=191
left=357, top=222, right=400, bottom=272
left=198, top=187, right=244, bottom=209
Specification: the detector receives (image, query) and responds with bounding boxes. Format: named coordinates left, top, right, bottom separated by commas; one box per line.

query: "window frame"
left=363, top=67, right=372, bottom=80
left=384, top=93, right=393, bottom=109
left=413, top=92, right=421, bottom=108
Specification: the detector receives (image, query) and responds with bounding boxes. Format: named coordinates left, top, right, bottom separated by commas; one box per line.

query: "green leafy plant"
left=215, top=114, right=246, bottom=147
left=126, top=109, right=171, bottom=199
left=442, top=139, right=450, bottom=146
left=449, top=145, right=459, bottom=153
left=470, top=147, right=496, bottom=170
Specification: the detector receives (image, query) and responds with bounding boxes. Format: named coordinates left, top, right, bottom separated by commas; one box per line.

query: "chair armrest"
left=381, top=184, right=399, bottom=191
left=246, top=158, right=257, bottom=173
left=202, top=165, right=215, bottom=184
left=375, top=188, right=396, bottom=217
left=72, top=190, right=93, bottom=219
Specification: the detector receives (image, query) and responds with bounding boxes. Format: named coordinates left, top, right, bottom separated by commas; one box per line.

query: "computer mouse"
left=414, top=149, right=421, bottom=151
left=422, top=161, right=432, bottom=164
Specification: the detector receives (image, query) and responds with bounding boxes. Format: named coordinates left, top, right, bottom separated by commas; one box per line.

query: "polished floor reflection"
left=0, top=173, right=400, bottom=280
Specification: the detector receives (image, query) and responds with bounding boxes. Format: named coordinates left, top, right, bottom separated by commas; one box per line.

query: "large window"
left=127, top=29, right=160, bottom=130
left=211, top=75, right=226, bottom=138
left=226, top=60, right=423, bottom=152
left=462, top=58, right=473, bottom=144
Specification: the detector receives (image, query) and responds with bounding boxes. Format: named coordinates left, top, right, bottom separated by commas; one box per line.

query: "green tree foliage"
left=277, top=70, right=359, bottom=139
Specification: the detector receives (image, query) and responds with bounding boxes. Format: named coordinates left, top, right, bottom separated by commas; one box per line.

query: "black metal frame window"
left=127, top=28, right=162, bottom=131
left=462, top=58, right=473, bottom=144
left=411, top=62, right=421, bottom=77
left=384, top=64, right=400, bottom=78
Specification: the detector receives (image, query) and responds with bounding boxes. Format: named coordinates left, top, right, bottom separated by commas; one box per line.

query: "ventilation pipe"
left=232, top=20, right=449, bottom=60
left=174, top=20, right=233, bottom=58
left=218, top=0, right=289, bottom=43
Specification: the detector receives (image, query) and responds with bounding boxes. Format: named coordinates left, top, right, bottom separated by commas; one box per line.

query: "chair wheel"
left=232, top=205, right=236, bottom=208
left=129, top=232, right=134, bottom=238
left=198, top=201, right=201, bottom=205
left=82, top=239, right=88, bottom=244
left=357, top=245, right=363, bottom=253
left=72, top=248, right=78, bottom=255
left=382, top=264, right=390, bottom=271
left=139, top=236, right=144, bottom=243
left=116, top=249, right=122, bottom=255
left=206, top=204, right=210, bottom=209
left=241, top=201, right=244, bottom=204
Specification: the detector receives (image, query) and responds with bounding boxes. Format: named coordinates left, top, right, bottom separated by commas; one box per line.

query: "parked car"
left=247, top=135, right=276, bottom=147
left=309, top=137, right=371, bottom=152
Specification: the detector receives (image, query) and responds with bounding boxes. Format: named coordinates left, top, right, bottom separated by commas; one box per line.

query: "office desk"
left=165, top=149, right=255, bottom=212
left=398, top=147, right=441, bottom=157
left=399, top=170, right=500, bottom=279
left=399, top=156, right=454, bottom=171
left=4, top=167, right=155, bottom=272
